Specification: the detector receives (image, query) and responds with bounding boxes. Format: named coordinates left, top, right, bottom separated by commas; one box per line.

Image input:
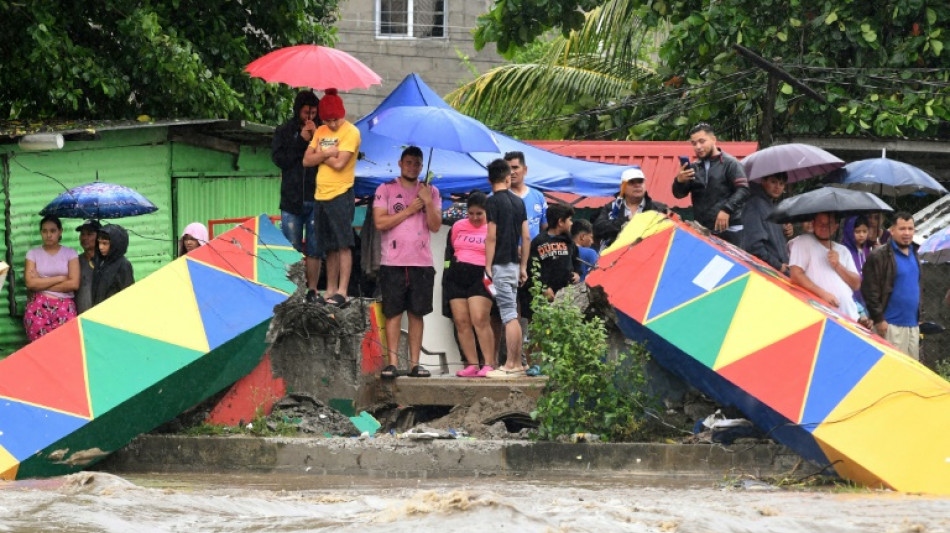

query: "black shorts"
left=379, top=265, right=435, bottom=318
left=314, top=188, right=355, bottom=252
left=443, top=262, right=493, bottom=301
left=518, top=281, right=532, bottom=319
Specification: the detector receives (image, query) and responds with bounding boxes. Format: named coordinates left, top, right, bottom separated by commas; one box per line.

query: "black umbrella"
left=767, top=187, right=892, bottom=224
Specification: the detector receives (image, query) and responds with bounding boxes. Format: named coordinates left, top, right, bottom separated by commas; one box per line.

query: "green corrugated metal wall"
left=171, top=143, right=280, bottom=238
left=0, top=126, right=281, bottom=356
left=174, top=175, right=280, bottom=238
left=1, top=129, right=174, bottom=354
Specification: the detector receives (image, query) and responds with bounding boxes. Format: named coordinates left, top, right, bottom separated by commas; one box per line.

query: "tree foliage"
left=0, top=0, right=339, bottom=123
left=452, top=0, right=657, bottom=139
left=471, top=0, right=950, bottom=141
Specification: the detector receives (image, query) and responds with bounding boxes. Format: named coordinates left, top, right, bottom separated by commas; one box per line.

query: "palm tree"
left=447, top=0, right=659, bottom=139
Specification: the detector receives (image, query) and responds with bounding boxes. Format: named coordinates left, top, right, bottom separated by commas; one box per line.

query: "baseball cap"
left=75, top=219, right=101, bottom=232
left=621, top=167, right=645, bottom=183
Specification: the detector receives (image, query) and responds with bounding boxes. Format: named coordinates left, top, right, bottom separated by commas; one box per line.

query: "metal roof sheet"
left=914, top=194, right=950, bottom=245
left=526, top=141, right=759, bottom=209
left=0, top=119, right=275, bottom=146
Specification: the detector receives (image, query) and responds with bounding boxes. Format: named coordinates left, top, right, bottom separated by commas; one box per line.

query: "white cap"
left=621, top=167, right=645, bottom=183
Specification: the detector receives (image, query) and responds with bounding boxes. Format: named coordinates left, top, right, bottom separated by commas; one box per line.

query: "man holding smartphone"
left=672, top=122, right=750, bottom=245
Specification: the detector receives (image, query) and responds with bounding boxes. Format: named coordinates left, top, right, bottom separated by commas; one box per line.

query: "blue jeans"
left=281, top=202, right=320, bottom=257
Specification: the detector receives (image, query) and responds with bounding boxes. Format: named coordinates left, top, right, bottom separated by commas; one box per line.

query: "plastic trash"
left=571, top=433, right=601, bottom=443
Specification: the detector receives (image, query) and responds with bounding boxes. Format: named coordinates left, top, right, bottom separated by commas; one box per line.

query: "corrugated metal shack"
left=0, top=120, right=279, bottom=355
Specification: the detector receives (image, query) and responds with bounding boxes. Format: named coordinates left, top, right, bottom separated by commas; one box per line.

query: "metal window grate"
left=379, top=0, right=445, bottom=38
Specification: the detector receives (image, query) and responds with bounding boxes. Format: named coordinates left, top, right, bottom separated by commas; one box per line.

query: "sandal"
left=326, top=293, right=348, bottom=306
left=380, top=364, right=398, bottom=379
left=408, top=365, right=431, bottom=378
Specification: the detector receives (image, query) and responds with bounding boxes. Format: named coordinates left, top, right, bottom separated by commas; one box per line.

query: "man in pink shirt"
left=373, top=146, right=442, bottom=378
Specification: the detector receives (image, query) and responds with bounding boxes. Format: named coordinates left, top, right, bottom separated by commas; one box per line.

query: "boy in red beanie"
left=303, top=88, right=362, bottom=305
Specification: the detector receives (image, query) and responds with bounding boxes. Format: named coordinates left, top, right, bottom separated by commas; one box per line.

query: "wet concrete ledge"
left=98, top=435, right=811, bottom=480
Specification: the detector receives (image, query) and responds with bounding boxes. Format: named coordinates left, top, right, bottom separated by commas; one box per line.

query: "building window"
left=377, top=0, right=445, bottom=39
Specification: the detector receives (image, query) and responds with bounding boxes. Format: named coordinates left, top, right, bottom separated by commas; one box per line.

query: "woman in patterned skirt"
left=23, top=215, right=80, bottom=341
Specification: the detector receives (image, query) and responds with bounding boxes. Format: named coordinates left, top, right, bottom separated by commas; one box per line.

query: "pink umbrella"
left=245, top=45, right=382, bottom=91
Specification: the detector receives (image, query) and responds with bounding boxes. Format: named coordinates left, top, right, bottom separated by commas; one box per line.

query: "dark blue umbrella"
left=828, top=158, right=947, bottom=197
left=40, top=182, right=158, bottom=220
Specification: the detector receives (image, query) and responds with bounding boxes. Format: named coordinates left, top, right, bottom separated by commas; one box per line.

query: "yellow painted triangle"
left=713, top=274, right=825, bottom=370
left=813, top=355, right=950, bottom=494
left=0, top=445, right=18, bottom=480
left=603, top=210, right=674, bottom=255
left=81, top=260, right=210, bottom=353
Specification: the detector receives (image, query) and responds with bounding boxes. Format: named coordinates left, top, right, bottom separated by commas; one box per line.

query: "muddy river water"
left=0, top=472, right=947, bottom=532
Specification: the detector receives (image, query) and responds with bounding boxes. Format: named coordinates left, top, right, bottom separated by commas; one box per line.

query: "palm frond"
left=447, top=0, right=658, bottom=135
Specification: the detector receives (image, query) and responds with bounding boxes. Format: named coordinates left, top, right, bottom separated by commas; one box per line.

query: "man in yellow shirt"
left=303, top=88, right=361, bottom=305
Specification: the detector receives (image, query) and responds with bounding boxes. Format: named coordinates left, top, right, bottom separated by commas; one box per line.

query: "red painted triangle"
left=0, top=319, right=90, bottom=418
left=587, top=228, right=673, bottom=324
left=187, top=221, right=257, bottom=280
left=717, top=321, right=824, bottom=424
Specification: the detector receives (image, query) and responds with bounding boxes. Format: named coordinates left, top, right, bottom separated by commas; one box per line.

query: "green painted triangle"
left=256, top=248, right=300, bottom=294
left=82, top=320, right=206, bottom=417
left=648, top=275, right=749, bottom=369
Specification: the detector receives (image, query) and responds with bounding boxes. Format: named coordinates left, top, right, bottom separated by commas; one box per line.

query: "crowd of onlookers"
left=23, top=216, right=207, bottom=342
left=26, top=94, right=933, bottom=370
left=675, top=123, right=928, bottom=361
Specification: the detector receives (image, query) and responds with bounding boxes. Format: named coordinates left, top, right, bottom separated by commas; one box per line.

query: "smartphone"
left=678, top=155, right=691, bottom=167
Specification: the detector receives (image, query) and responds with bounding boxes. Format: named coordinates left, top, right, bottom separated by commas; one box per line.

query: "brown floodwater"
left=1, top=471, right=948, bottom=532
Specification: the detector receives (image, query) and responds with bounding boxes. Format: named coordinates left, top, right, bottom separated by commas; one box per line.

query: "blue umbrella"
left=369, top=106, right=500, bottom=154
left=369, top=106, right=500, bottom=183
left=828, top=158, right=947, bottom=197
left=40, top=182, right=158, bottom=220
left=919, top=225, right=950, bottom=263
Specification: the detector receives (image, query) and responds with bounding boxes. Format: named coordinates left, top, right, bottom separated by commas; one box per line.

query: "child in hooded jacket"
left=91, top=224, right=134, bottom=306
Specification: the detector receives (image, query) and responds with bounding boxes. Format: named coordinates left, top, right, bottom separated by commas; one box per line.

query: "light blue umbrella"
left=828, top=158, right=947, bottom=197
left=919, top=225, right=950, bottom=263
left=369, top=106, right=500, bottom=154
left=369, top=106, right=500, bottom=183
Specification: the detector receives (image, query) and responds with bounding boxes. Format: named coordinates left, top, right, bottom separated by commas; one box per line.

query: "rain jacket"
left=272, top=101, right=318, bottom=215
left=671, top=150, right=750, bottom=230
left=860, top=241, right=922, bottom=324
left=91, top=224, right=134, bottom=306
left=178, top=222, right=209, bottom=257
left=740, top=183, right=788, bottom=271
left=592, top=192, right=667, bottom=251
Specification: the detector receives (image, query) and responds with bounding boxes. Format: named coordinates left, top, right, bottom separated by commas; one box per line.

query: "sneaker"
left=456, top=365, right=481, bottom=378
left=475, top=365, right=494, bottom=377
left=525, top=364, right=543, bottom=377
left=485, top=367, right=526, bottom=379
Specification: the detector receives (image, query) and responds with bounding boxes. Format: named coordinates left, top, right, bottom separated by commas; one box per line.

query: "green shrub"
left=527, top=275, right=655, bottom=441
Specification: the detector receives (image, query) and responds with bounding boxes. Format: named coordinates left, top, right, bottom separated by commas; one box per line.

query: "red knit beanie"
left=319, top=88, right=345, bottom=121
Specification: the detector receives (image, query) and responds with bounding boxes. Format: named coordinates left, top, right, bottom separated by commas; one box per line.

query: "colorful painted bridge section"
left=587, top=212, right=950, bottom=494
left=0, top=215, right=299, bottom=480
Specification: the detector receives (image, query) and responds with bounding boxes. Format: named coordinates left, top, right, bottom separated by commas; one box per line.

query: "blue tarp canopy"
left=353, top=73, right=636, bottom=197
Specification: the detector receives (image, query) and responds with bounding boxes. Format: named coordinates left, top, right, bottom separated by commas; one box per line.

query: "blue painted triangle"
left=0, top=399, right=88, bottom=461
left=799, top=320, right=884, bottom=431
left=187, top=259, right=288, bottom=350
left=256, top=215, right=293, bottom=248
left=646, top=230, right=745, bottom=321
